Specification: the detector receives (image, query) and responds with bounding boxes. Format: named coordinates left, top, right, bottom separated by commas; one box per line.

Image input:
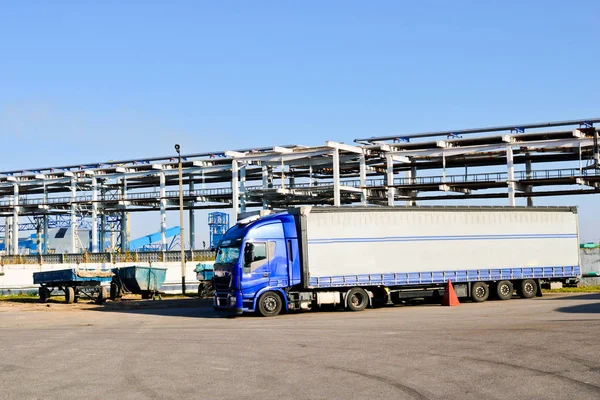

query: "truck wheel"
left=257, top=291, right=282, bottom=317
left=64, top=287, right=75, bottom=304
left=39, top=286, right=50, bottom=303
left=346, top=287, right=369, bottom=311
left=495, top=280, right=513, bottom=300
left=518, top=279, right=537, bottom=299
left=471, top=282, right=489, bottom=302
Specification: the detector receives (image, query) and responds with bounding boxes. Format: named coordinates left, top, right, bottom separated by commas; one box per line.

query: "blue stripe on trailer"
left=308, top=233, right=577, bottom=245
left=308, top=266, right=581, bottom=288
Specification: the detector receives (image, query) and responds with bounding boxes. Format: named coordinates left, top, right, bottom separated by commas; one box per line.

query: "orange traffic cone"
left=442, top=280, right=460, bottom=306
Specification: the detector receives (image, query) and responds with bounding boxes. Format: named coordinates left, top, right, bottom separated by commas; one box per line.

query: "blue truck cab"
left=213, top=211, right=301, bottom=315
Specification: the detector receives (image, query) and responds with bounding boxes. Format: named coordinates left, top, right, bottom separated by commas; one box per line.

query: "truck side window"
left=244, top=242, right=276, bottom=273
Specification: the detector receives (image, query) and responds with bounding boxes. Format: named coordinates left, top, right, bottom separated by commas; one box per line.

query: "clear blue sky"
left=1, top=1, right=599, bottom=243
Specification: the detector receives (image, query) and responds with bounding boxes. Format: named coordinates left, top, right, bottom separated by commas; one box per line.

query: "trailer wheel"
left=96, top=286, right=108, bottom=304
left=110, top=281, right=121, bottom=301
left=39, top=286, right=50, bottom=303
left=495, top=280, right=513, bottom=300
left=257, top=291, right=282, bottom=317
left=518, top=279, right=537, bottom=299
left=198, top=281, right=214, bottom=298
left=64, top=287, right=75, bottom=304
left=346, top=287, right=369, bottom=311
left=471, top=282, right=489, bottom=302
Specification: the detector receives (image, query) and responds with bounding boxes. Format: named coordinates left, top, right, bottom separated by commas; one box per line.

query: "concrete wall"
left=581, top=248, right=600, bottom=286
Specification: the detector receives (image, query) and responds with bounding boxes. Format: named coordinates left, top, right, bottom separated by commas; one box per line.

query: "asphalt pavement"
left=0, top=293, right=599, bottom=400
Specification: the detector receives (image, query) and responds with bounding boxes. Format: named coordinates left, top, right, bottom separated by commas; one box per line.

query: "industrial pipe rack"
left=0, top=118, right=599, bottom=255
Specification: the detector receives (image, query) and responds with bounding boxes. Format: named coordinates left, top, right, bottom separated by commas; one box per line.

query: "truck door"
left=242, top=241, right=269, bottom=296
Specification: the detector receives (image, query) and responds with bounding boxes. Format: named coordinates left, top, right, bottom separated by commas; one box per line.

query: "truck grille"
left=214, top=276, right=231, bottom=290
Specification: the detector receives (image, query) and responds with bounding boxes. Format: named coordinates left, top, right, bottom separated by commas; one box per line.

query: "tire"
left=64, top=287, right=75, bottom=304
left=346, top=287, right=369, bottom=311
left=495, top=280, right=513, bottom=300
left=518, top=279, right=537, bottom=299
left=471, top=282, right=489, bottom=302
left=257, top=291, right=283, bottom=317
left=96, top=286, right=108, bottom=304
left=198, top=282, right=214, bottom=298
left=39, top=286, right=50, bottom=303
left=110, top=282, right=119, bottom=301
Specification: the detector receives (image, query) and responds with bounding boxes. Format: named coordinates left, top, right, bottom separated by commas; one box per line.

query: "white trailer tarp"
left=305, top=208, right=579, bottom=277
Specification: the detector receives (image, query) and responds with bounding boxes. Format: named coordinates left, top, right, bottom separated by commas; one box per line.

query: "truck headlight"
left=229, top=296, right=237, bottom=306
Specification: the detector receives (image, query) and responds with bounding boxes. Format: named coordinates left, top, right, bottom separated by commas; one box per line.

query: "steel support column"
left=386, top=154, right=395, bottom=206
left=43, top=181, right=48, bottom=254
left=100, top=213, right=105, bottom=252
left=526, top=155, right=533, bottom=207
left=189, top=173, right=195, bottom=250
left=5, top=217, right=11, bottom=255
left=442, top=153, right=447, bottom=183
left=407, top=165, right=417, bottom=206
left=91, top=177, right=98, bottom=252
left=70, top=179, right=77, bottom=253
left=120, top=178, right=128, bottom=251
left=12, top=183, right=19, bottom=255
left=333, top=148, right=341, bottom=206
left=240, top=162, right=246, bottom=214
left=507, top=146, right=516, bottom=206
left=231, top=160, right=239, bottom=219
left=159, top=171, right=167, bottom=250
left=262, top=165, right=268, bottom=209
left=359, top=154, right=367, bottom=206
left=99, top=185, right=106, bottom=252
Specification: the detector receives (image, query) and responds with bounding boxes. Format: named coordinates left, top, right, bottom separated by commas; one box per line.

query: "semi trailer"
left=212, top=206, right=580, bottom=317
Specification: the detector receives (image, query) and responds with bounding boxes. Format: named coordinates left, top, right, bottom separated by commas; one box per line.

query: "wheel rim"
left=475, top=286, right=486, bottom=298
left=351, top=293, right=364, bottom=307
left=264, top=296, right=278, bottom=312
left=500, top=284, right=511, bottom=296
left=524, top=282, right=534, bottom=295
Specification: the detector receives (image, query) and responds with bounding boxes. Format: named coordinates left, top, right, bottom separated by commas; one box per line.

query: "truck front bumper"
left=214, top=291, right=244, bottom=315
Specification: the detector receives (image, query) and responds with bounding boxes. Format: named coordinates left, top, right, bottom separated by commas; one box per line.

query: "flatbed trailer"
left=33, top=268, right=113, bottom=304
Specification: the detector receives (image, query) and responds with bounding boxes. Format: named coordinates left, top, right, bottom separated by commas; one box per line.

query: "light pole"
left=175, top=144, right=186, bottom=295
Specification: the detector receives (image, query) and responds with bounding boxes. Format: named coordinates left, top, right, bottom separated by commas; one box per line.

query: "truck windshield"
left=215, top=247, right=240, bottom=266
